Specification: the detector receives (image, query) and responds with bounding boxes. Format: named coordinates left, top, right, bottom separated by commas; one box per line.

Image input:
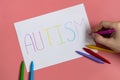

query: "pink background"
left=1, top=0, right=120, bottom=80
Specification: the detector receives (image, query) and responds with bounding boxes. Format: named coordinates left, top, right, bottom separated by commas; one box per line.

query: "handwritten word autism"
left=24, top=19, right=85, bottom=54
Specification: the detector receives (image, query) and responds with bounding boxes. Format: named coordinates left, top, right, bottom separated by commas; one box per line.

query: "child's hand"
left=92, top=21, right=120, bottom=53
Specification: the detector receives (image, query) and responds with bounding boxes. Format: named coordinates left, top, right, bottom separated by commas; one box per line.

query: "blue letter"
left=64, top=21, right=76, bottom=41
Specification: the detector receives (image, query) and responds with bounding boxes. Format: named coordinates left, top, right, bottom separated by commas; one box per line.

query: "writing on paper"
left=14, top=4, right=95, bottom=72
left=24, top=20, right=85, bottom=54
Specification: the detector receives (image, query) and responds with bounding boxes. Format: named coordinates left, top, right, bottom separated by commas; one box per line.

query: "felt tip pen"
left=83, top=48, right=111, bottom=64
left=75, top=51, right=104, bottom=64
left=96, top=29, right=115, bottom=35
left=86, top=45, right=114, bottom=53
left=29, top=61, right=34, bottom=80
left=20, top=61, right=24, bottom=80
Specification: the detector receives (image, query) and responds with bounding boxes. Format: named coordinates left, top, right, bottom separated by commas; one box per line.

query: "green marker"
left=20, top=61, right=24, bottom=80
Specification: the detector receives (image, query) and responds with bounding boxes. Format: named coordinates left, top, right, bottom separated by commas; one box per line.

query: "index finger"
left=93, top=21, right=118, bottom=32
left=100, top=21, right=117, bottom=29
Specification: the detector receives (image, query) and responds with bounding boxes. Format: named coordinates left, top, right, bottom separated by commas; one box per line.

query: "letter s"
left=64, top=21, right=76, bottom=41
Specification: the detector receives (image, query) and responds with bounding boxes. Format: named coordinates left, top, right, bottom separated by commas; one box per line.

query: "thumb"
left=93, top=33, right=113, bottom=47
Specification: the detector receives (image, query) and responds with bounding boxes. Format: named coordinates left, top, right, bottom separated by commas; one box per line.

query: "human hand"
left=92, top=21, right=120, bottom=53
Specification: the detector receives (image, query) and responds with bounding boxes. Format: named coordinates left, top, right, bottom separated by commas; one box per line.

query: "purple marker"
left=96, top=29, right=115, bottom=35
left=75, top=51, right=104, bottom=64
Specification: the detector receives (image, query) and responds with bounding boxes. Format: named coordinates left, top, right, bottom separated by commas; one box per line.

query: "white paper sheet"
left=14, top=3, right=95, bottom=72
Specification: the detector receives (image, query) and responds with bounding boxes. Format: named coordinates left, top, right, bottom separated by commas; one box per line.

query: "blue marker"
left=75, top=51, right=104, bottom=64
left=30, top=61, right=34, bottom=80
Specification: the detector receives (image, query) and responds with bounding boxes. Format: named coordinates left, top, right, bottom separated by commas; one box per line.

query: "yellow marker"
left=86, top=45, right=115, bottom=53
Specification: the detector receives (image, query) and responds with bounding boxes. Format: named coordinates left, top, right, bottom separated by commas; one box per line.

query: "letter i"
left=44, top=28, right=52, bottom=46
left=54, top=25, right=65, bottom=44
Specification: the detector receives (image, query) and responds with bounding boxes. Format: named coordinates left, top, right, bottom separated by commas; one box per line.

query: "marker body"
left=30, top=61, right=34, bottom=80
left=96, top=29, right=115, bottom=35
left=20, top=61, right=24, bottom=80
left=83, top=48, right=111, bottom=64
left=75, top=51, right=104, bottom=64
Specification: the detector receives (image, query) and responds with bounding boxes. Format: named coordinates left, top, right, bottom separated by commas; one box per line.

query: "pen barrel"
left=20, top=61, right=24, bottom=80
left=83, top=48, right=111, bottom=64
left=30, top=61, right=34, bottom=80
left=97, top=29, right=115, bottom=35
left=75, top=51, right=104, bottom=63
left=30, top=70, right=34, bottom=80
